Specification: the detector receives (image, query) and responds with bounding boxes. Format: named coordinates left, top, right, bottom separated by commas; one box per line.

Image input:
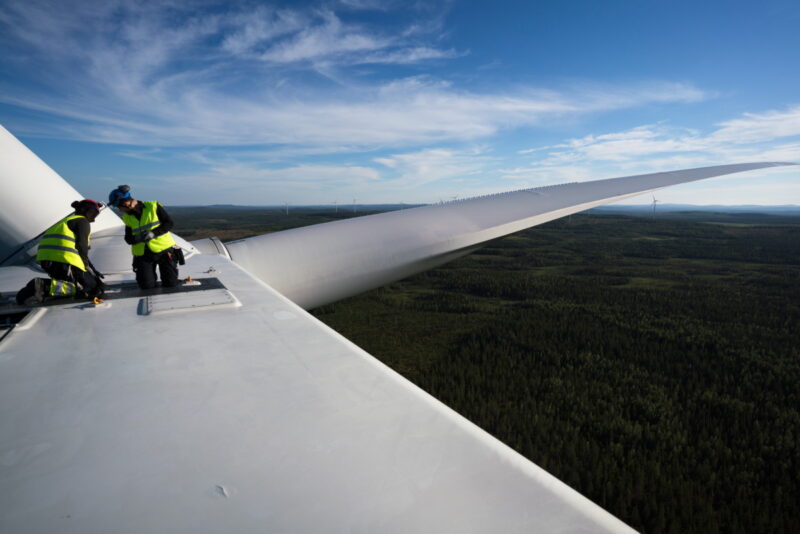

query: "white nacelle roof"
left=0, top=252, right=635, bottom=533
left=2, top=123, right=796, bottom=533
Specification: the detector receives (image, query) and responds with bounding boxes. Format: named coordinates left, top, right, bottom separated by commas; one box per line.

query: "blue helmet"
left=108, top=185, right=131, bottom=207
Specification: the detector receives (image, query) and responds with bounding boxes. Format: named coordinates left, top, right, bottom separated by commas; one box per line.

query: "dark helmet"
left=71, top=199, right=105, bottom=214
left=108, top=185, right=132, bottom=207
left=71, top=199, right=105, bottom=221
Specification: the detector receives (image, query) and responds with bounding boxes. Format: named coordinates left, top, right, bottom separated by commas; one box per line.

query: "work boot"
left=15, top=279, right=39, bottom=306
left=32, top=278, right=48, bottom=304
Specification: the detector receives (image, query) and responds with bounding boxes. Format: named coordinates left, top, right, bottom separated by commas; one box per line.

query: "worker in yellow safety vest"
left=108, top=185, right=180, bottom=289
left=16, top=199, right=106, bottom=305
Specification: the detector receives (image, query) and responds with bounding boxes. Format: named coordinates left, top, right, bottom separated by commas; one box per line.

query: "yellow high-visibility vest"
left=35, top=214, right=89, bottom=271
left=122, top=201, right=176, bottom=256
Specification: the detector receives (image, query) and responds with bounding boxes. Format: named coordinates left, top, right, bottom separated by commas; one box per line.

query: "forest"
left=172, top=206, right=800, bottom=534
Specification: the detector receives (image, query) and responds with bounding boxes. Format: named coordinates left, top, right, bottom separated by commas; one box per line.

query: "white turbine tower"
left=651, top=194, right=659, bottom=218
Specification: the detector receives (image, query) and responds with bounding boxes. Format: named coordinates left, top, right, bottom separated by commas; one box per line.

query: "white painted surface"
left=0, top=125, right=121, bottom=262
left=0, top=124, right=198, bottom=269
left=224, top=163, right=796, bottom=309
left=0, top=254, right=636, bottom=534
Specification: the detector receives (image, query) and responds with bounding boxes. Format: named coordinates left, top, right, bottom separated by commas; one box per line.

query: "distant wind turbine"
left=651, top=195, right=659, bottom=218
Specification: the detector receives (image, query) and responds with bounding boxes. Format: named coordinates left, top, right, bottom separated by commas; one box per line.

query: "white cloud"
left=529, top=107, right=800, bottom=169
left=339, top=0, right=397, bottom=10
left=117, top=148, right=166, bottom=162
left=505, top=106, right=800, bottom=205
left=221, top=7, right=306, bottom=55
left=622, top=168, right=800, bottom=206
left=498, top=164, right=595, bottom=186
left=708, top=105, right=800, bottom=144
left=374, top=147, right=487, bottom=188
left=0, top=75, right=710, bottom=150
left=145, top=162, right=384, bottom=205
left=211, top=163, right=381, bottom=185
left=751, top=142, right=800, bottom=162
left=259, top=10, right=391, bottom=63
left=357, top=46, right=463, bottom=64
left=546, top=125, right=708, bottom=162
left=0, top=1, right=711, bottom=151
left=3, top=2, right=795, bottom=206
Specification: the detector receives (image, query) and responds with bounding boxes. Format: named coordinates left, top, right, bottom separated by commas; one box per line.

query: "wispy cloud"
left=209, top=162, right=381, bottom=186
left=3, top=1, right=794, bottom=206
left=356, top=46, right=463, bottom=64
left=257, top=10, right=391, bottom=63
left=498, top=164, right=595, bottom=186
left=523, top=106, right=800, bottom=169
left=0, top=1, right=709, bottom=150
left=339, top=0, right=399, bottom=10
left=542, top=125, right=707, bottom=163
left=142, top=161, right=384, bottom=205
left=503, top=105, right=800, bottom=201
left=117, top=147, right=167, bottom=162
left=221, top=7, right=306, bottom=55
left=0, top=77, right=709, bottom=150
left=707, top=106, right=800, bottom=144
left=375, top=146, right=489, bottom=189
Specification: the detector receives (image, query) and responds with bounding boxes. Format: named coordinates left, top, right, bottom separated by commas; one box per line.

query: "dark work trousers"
left=133, top=249, right=179, bottom=289
left=40, top=261, right=97, bottom=297
left=16, top=260, right=97, bottom=304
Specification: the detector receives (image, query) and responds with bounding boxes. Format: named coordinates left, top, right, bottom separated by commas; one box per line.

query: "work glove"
left=134, top=231, right=155, bottom=243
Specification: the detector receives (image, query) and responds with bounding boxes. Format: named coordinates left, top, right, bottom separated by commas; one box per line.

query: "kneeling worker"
left=16, top=199, right=105, bottom=305
left=108, top=185, right=179, bottom=289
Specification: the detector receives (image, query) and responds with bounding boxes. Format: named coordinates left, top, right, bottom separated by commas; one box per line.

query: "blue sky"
left=1, top=0, right=798, bottom=205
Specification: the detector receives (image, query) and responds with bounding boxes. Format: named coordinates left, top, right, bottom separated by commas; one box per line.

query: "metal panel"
left=141, top=288, right=241, bottom=316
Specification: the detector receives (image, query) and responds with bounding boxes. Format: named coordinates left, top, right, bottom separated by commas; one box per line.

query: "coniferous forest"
left=174, top=207, right=800, bottom=534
